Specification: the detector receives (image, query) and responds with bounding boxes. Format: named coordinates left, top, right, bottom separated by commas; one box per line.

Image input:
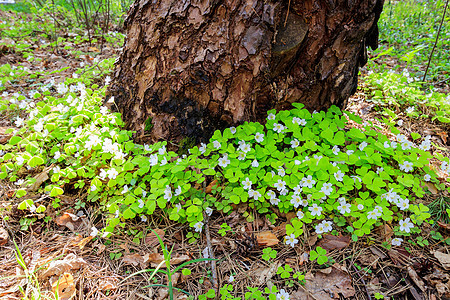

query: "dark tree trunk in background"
left=108, top=0, right=384, bottom=144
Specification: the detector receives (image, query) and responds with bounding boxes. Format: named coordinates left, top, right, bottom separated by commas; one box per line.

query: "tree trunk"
left=108, top=0, right=384, bottom=144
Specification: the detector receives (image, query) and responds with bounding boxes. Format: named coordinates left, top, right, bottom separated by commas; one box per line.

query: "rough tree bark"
left=108, top=0, right=384, bottom=144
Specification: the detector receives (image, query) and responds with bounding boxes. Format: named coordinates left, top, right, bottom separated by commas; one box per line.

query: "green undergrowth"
left=376, top=0, right=450, bottom=82
left=364, top=69, right=450, bottom=123
left=1, top=2, right=450, bottom=298
left=0, top=1, right=126, bottom=62
left=1, top=73, right=449, bottom=298
left=0, top=57, right=448, bottom=246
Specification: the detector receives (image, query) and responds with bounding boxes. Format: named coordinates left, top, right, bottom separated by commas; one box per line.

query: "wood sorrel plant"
left=0, top=66, right=447, bottom=245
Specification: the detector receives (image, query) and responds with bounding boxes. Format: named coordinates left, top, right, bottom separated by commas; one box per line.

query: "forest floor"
left=1, top=1, right=450, bottom=300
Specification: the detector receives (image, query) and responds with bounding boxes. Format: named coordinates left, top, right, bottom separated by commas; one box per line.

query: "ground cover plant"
left=0, top=0, right=450, bottom=299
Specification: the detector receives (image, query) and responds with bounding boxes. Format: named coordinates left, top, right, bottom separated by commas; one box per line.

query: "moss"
left=144, top=116, right=153, bottom=132
left=178, top=137, right=196, bottom=156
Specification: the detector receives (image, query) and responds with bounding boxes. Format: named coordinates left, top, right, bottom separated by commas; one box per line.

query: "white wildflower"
left=391, top=238, right=403, bottom=246
left=273, top=123, right=285, bottom=133
left=251, top=159, right=259, bottom=168
left=194, top=221, right=204, bottom=233
left=213, top=140, right=221, bottom=149
left=242, top=178, right=252, bottom=190
left=277, top=289, right=290, bottom=300
left=320, top=183, right=333, bottom=196
left=205, top=207, right=213, bottom=216
left=334, top=170, right=344, bottom=182
left=309, top=203, right=323, bottom=217
left=255, top=132, right=264, bottom=143
left=399, top=161, right=413, bottom=172
left=337, top=202, right=351, bottom=214
left=218, top=154, right=230, bottom=168
left=284, top=234, right=298, bottom=248
left=399, top=218, right=414, bottom=233
left=291, top=138, right=300, bottom=148
left=332, top=145, right=340, bottom=155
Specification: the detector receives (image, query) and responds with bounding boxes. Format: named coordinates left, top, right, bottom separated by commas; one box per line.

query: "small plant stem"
left=204, top=214, right=218, bottom=290
left=352, top=264, right=372, bottom=300
left=203, top=181, right=218, bottom=292
left=422, top=0, right=449, bottom=82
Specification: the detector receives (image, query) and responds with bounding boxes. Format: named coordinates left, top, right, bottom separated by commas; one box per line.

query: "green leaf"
left=18, top=199, right=33, bottom=210
left=317, top=255, right=328, bottom=265
left=36, top=205, right=46, bottom=213
left=310, top=250, right=318, bottom=261
left=28, top=156, right=45, bottom=167
left=320, top=127, right=334, bottom=143
left=9, top=136, right=22, bottom=146
left=16, top=189, right=27, bottom=198
left=50, top=186, right=64, bottom=197
left=410, top=132, right=421, bottom=140
left=347, top=128, right=366, bottom=140
left=123, top=207, right=136, bottom=219
left=205, top=289, right=216, bottom=298
left=333, top=131, right=346, bottom=145
left=203, top=168, right=215, bottom=176
left=181, top=269, right=191, bottom=276
left=317, top=246, right=327, bottom=256
left=123, top=161, right=134, bottom=171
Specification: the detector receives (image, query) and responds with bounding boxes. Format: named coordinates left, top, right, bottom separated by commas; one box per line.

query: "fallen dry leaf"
left=169, top=254, right=190, bottom=265
left=272, top=222, right=287, bottom=237
left=299, top=252, right=309, bottom=266
left=145, top=253, right=190, bottom=267
left=432, top=251, right=450, bottom=270
left=98, top=278, right=118, bottom=291
left=122, top=253, right=145, bottom=267
left=77, top=236, right=93, bottom=250
left=424, top=269, right=450, bottom=296
left=408, top=266, right=425, bottom=292
left=97, top=243, right=106, bottom=255
left=88, top=46, right=100, bottom=52
left=256, top=231, right=279, bottom=247
left=437, top=221, right=450, bottom=230
left=437, top=131, right=448, bottom=144
left=55, top=212, right=83, bottom=231
left=157, top=273, right=181, bottom=300
left=144, top=252, right=163, bottom=266
left=0, top=127, right=12, bottom=144
left=40, top=253, right=87, bottom=280
left=406, top=277, right=423, bottom=300
left=285, top=212, right=297, bottom=222
left=435, top=282, right=449, bottom=296
left=317, top=234, right=350, bottom=251
left=28, top=166, right=52, bottom=192
left=388, top=248, right=412, bottom=265
left=370, top=246, right=387, bottom=259
left=366, top=277, right=382, bottom=295
left=145, top=229, right=165, bottom=247
left=307, top=233, right=318, bottom=247
left=6, top=190, right=15, bottom=198
left=292, top=264, right=355, bottom=299
left=0, top=227, right=8, bottom=246
left=380, top=223, right=394, bottom=241
left=358, top=252, right=379, bottom=266
left=251, top=261, right=280, bottom=285
left=119, top=242, right=130, bottom=254
left=52, top=273, right=76, bottom=300
left=205, top=179, right=218, bottom=194
left=422, top=182, right=438, bottom=194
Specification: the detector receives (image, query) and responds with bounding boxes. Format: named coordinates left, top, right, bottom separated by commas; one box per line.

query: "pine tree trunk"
left=108, top=0, right=384, bottom=144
